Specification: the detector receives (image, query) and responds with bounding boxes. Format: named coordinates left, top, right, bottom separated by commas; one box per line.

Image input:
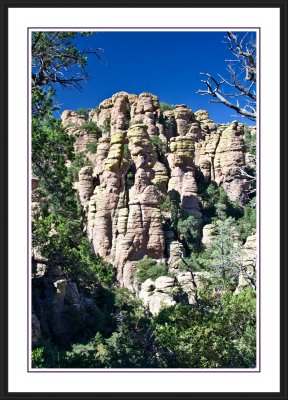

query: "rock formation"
left=139, top=271, right=210, bottom=314
left=60, top=92, right=255, bottom=290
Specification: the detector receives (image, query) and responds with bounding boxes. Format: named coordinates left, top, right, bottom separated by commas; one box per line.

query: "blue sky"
left=55, top=31, right=256, bottom=125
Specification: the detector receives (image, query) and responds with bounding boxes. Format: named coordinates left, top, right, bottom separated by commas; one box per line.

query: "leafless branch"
left=197, top=31, right=257, bottom=121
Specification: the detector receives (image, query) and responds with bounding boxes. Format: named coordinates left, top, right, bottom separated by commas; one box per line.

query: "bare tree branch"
left=197, top=31, right=257, bottom=121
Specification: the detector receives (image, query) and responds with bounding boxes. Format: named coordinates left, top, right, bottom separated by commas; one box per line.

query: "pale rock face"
left=168, top=240, right=185, bottom=268
left=168, top=136, right=201, bottom=218
left=154, top=275, right=175, bottom=291
left=173, top=105, right=194, bottom=136
left=139, top=278, right=176, bottom=314
left=202, top=224, right=216, bottom=245
left=188, top=121, right=203, bottom=141
left=61, top=110, right=98, bottom=163
left=194, top=131, right=221, bottom=181
left=93, top=137, right=110, bottom=179
left=78, top=166, right=94, bottom=205
left=138, top=271, right=211, bottom=314
left=214, top=121, right=249, bottom=204
left=79, top=121, right=165, bottom=286
left=61, top=110, right=86, bottom=127
left=195, top=121, right=250, bottom=205
left=148, top=292, right=176, bottom=315
left=177, top=271, right=210, bottom=305
left=60, top=92, right=255, bottom=288
left=194, top=109, right=217, bottom=136
left=162, top=110, right=177, bottom=140
left=235, top=234, right=257, bottom=294
left=130, top=92, right=160, bottom=136
left=152, top=161, right=169, bottom=194
left=110, top=92, right=130, bottom=131
left=115, top=124, right=165, bottom=285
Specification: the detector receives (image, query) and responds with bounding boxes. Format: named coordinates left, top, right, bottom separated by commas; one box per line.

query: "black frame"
left=1, top=1, right=287, bottom=399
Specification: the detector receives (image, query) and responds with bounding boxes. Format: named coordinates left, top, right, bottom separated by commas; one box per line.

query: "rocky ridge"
left=61, top=91, right=255, bottom=290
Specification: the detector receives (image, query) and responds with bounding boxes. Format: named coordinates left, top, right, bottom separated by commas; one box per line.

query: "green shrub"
left=86, top=141, right=98, bottom=153
left=76, top=108, right=90, bottom=119
left=200, top=182, right=243, bottom=221
left=243, top=125, right=256, bottom=156
left=153, top=286, right=256, bottom=368
left=67, top=152, right=91, bottom=183
left=32, top=214, right=116, bottom=290
left=31, top=347, right=45, bottom=368
left=159, top=194, right=172, bottom=213
left=177, top=215, right=201, bottom=252
left=31, top=341, right=66, bottom=368
left=160, top=102, right=175, bottom=112
left=159, top=191, right=183, bottom=234
left=81, top=121, right=102, bottom=138
left=150, top=135, right=165, bottom=156
left=126, top=171, right=135, bottom=188
left=136, top=258, right=169, bottom=283
left=123, top=143, right=132, bottom=163
left=101, top=118, right=111, bottom=134
left=237, top=202, right=256, bottom=241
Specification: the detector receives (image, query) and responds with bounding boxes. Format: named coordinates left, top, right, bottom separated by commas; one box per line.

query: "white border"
left=8, top=7, right=280, bottom=393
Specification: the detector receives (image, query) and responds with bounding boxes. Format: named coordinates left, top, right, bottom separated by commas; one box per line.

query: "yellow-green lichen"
left=110, top=131, right=126, bottom=145
left=104, top=158, right=119, bottom=171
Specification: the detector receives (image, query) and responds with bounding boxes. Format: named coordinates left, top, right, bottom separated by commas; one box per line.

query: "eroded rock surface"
left=139, top=271, right=210, bottom=314
left=61, top=92, right=255, bottom=288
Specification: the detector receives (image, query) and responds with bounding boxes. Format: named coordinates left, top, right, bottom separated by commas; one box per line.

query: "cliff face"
left=61, top=91, right=254, bottom=288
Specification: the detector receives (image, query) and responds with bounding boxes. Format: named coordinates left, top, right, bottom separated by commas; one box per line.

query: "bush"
left=200, top=182, right=243, bottom=221
left=32, top=214, right=116, bottom=290
left=76, top=108, right=90, bottom=119
left=81, top=121, right=102, bottom=139
left=237, top=202, right=256, bottom=241
left=160, top=102, right=175, bottom=112
left=159, top=194, right=172, bottom=213
left=136, top=258, right=169, bottom=283
left=243, top=125, right=256, bottom=155
left=31, top=347, right=45, bottom=368
left=177, top=215, right=201, bottom=252
left=153, top=286, right=256, bottom=368
left=123, top=143, right=132, bottom=163
left=126, top=171, right=135, bottom=188
left=150, top=135, right=165, bottom=156
left=86, top=141, right=98, bottom=153
left=101, top=118, right=111, bottom=134
left=67, top=152, right=91, bottom=183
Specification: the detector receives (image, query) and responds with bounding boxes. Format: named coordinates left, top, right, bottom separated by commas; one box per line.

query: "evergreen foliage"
left=177, top=214, right=201, bottom=252
left=160, top=102, right=175, bottom=112
left=86, top=141, right=98, bottom=153
left=150, top=135, right=165, bottom=156
left=243, top=125, right=256, bottom=155
left=32, top=117, right=77, bottom=218
left=67, top=152, right=91, bottom=183
left=76, top=108, right=90, bottom=119
left=101, top=118, right=111, bottom=134
left=136, top=258, right=169, bottom=283
left=31, top=32, right=256, bottom=370
left=32, top=215, right=115, bottom=289
left=81, top=121, right=102, bottom=138
left=32, top=285, right=256, bottom=369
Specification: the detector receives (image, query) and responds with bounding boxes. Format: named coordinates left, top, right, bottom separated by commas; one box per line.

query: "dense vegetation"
left=31, top=32, right=256, bottom=369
